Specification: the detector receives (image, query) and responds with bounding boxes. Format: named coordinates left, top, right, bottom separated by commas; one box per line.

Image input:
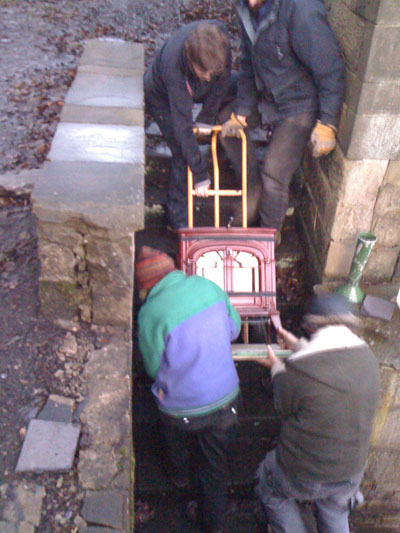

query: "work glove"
left=310, top=120, right=337, bottom=158
left=221, top=113, right=247, bottom=138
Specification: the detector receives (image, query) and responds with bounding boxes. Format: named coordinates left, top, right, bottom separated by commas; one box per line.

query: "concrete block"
left=37, top=394, right=75, bottom=423
left=340, top=104, right=400, bottom=160
left=65, top=70, right=143, bottom=109
left=384, top=160, right=400, bottom=186
left=81, top=490, right=124, bottom=529
left=80, top=39, right=144, bottom=71
left=48, top=122, right=144, bottom=165
left=60, top=104, right=143, bottom=127
left=357, top=0, right=400, bottom=25
left=339, top=159, right=387, bottom=206
left=16, top=419, right=80, bottom=472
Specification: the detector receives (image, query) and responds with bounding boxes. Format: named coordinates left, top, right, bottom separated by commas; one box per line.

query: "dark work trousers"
left=144, top=73, right=237, bottom=229
left=160, top=399, right=239, bottom=532
left=259, top=111, right=316, bottom=230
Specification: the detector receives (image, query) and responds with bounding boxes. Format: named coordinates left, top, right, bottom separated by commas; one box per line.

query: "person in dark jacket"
left=221, top=0, right=346, bottom=240
left=252, top=293, right=380, bottom=532
left=136, top=246, right=241, bottom=532
left=144, top=21, right=232, bottom=229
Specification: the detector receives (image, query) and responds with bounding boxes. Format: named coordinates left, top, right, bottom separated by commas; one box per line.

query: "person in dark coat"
left=221, top=0, right=346, bottom=241
left=252, top=293, right=380, bottom=532
left=144, top=21, right=233, bottom=229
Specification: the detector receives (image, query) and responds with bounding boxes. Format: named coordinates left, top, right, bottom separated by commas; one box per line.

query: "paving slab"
left=3, top=482, right=45, bottom=525
left=0, top=522, right=35, bottom=533
left=16, top=419, right=80, bottom=472
left=80, top=39, right=144, bottom=70
left=37, top=394, right=75, bottom=423
left=48, top=122, right=144, bottom=165
left=65, top=71, right=143, bottom=109
left=81, top=489, right=124, bottom=529
left=60, top=104, right=143, bottom=126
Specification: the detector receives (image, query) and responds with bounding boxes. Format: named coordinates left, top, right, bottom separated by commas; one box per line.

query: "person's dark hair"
left=184, top=22, right=229, bottom=77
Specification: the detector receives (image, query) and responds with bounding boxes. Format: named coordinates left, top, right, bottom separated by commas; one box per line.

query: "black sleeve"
left=236, top=22, right=259, bottom=117
left=288, top=1, right=345, bottom=128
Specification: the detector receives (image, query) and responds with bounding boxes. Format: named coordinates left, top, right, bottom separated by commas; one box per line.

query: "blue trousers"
left=255, top=450, right=364, bottom=533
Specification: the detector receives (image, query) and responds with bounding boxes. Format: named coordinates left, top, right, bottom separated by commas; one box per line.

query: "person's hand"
left=256, top=344, right=280, bottom=369
left=310, top=121, right=337, bottom=157
left=194, top=183, right=210, bottom=197
left=277, top=327, right=299, bottom=351
left=221, top=113, right=247, bottom=138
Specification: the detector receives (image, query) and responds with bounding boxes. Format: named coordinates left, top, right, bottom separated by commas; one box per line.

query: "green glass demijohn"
left=335, top=232, right=377, bottom=304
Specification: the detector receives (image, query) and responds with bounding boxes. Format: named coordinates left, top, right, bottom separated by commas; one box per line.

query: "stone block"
left=81, top=490, right=124, bottom=529
left=60, top=104, right=143, bottom=127
left=37, top=222, right=84, bottom=250
left=330, top=202, right=374, bottom=241
left=32, top=161, right=144, bottom=233
left=372, top=215, right=400, bottom=247
left=3, top=483, right=45, bottom=526
left=37, top=241, right=78, bottom=283
left=345, top=69, right=400, bottom=115
left=384, top=160, right=400, bottom=186
left=357, top=0, right=400, bottom=25
left=340, top=104, right=400, bottom=160
left=91, top=282, right=133, bottom=328
left=37, top=394, right=75, bottom=423
left=363, top=245, right=400, bottom=281
left=0, top=523, right=35, bottom=533
left=38, top=280, right=83, bottom=321
left=328, top=1, right=367, bottom=71
left=323, top=240, right=357, bottom=279
left=374, top=183, right=400, bottom=218
left=362, top=25, right=400, bottom=82
left=339, top=159, right=387, bottom=206
left=65, top=70, right=143, bottom=109
left=48, top=122, right=144, bottom=165
left=16, top=419, right=80, bottom=472
left=80, top=39, right=144, bottom=71
left=86, top=236, right=134, bottom=286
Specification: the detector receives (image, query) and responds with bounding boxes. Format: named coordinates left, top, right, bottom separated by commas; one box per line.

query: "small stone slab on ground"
left=0, top=522, right=35, bottom=533
left=361, top=294, right=395, bottom=321
left=16, top=419, right=80, bottom=472
left=37, top=394, right=75, bottom=423
left=81, top=489, right=124, bottom=530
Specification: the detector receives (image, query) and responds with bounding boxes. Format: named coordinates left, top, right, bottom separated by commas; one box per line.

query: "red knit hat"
left=135, top=246, right=176, bottom=290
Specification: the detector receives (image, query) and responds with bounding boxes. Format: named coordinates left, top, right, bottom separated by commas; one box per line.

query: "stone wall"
left=299, top=0, right=400, bottom=282
left=32, top=39, right=144, bottom=328
left=32, top=38, right=145, bottom=532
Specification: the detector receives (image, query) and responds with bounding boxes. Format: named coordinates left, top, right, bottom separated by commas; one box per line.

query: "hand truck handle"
left=187, top=127, right=247, bottom=229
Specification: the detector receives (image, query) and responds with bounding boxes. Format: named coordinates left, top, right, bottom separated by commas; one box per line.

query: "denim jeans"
left=255, top=450, right=364, bottom=533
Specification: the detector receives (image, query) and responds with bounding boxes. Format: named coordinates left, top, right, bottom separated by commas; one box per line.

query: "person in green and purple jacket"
left=136, top=246, right=241, bottom=533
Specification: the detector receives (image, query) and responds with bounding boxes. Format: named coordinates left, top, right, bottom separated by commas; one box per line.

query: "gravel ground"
left=0, top=1, right=238, bottom=530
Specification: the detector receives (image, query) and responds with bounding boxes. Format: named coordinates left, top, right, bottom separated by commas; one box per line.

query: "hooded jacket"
left=144, top=20, right=231, bottom=186
left=138, top=271, right=241, bottom=418
left=271, top=325, right=380, bottom=482
left=236, top=0, right=345, bottom=127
